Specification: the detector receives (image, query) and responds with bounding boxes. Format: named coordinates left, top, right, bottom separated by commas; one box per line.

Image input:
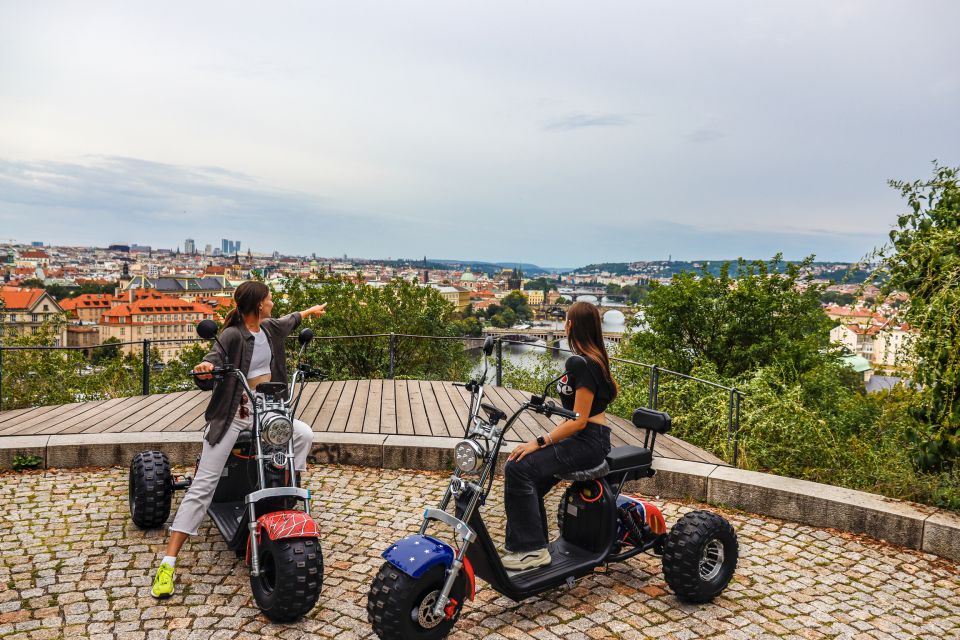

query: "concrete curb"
left=0, top=435, right=50, bottom=470
left=1, top=431, right=958, bottom=562
left=706, top=465, right=936, bottom=550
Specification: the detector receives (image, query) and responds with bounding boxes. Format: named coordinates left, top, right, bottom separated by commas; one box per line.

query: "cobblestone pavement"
left=1, top=465, right=958, bottom=640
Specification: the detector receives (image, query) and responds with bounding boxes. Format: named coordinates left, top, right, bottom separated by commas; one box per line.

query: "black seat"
left=556, top=460, right=609, bottom=482
left=481, top=403, right=507, bottom=424
left=605, top=445, right=652, bottom=471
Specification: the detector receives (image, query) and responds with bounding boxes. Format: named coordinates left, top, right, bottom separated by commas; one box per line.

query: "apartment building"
left=524, top=289, right=545, bottom=305
left=120, top=274, right=235, bottom=300
left=872, top=323, right=913, bottom=369
left=60, top=293, right=118, bottom=324
left=0, top=286, right=64, bottom=343
left=830, top=321, right=915, bottom=372
left=99, top=294, right=215, bottom=361
left=429, top=284, right=471, bottom=312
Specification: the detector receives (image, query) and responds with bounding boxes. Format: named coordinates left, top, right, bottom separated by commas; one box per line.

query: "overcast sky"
left=1, top=1, right=958, bottom=267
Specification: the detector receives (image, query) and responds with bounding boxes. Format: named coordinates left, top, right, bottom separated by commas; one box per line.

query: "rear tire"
left=129, top=451, right=172, bottom=529
left=367, top=562, right=466, bottom=640
left=662, top=510, right=738, bottom=603
left=251, top=535, right=324, bottom=623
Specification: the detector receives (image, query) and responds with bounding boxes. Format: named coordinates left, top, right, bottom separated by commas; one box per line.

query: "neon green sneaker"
left=151, top=562, right=175, bottom=599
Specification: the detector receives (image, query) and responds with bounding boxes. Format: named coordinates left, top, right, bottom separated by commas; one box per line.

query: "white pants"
left=170, top=409, right=314, bottom=536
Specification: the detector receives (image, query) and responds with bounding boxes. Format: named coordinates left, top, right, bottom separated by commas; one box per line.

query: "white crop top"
left=248, top=329, right=272, bottom=378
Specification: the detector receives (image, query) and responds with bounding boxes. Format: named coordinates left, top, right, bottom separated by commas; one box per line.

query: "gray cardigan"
left=195, top=312, right=302, bottom=445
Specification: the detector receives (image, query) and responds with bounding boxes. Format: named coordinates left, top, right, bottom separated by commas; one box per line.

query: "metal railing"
left=496, top=339, right=744, bottom=465
left=0, top=333, right=743, bottom=465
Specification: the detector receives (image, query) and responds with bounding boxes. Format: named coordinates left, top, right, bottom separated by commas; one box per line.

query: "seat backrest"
left=632, top=407, right=671, bottom=434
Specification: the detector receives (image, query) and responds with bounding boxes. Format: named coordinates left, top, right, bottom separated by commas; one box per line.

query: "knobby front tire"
left=251, top=535, right=324, bottom=623
left=367, top=562, right=466, bottom=640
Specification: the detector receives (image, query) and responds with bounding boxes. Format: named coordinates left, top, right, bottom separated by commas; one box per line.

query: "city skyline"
left=1, top=1, right=958, bottom=263
left=3, top=237, right=876, bottom=276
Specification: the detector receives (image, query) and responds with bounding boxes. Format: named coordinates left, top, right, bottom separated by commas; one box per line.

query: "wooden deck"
left=0, top=380, right=726, bottom=465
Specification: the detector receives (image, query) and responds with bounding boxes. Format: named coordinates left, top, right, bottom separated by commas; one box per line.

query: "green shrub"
left=507, top=347, right=959, bottom=512
left=12, top=453, right=43, bottom=471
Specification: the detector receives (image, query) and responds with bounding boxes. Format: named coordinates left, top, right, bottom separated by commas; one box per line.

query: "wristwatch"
left=536, top=435, right=546, bottom=447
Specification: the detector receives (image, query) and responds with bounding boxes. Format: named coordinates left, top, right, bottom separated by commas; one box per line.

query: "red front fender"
left=246, top=510, right=320, bottom=564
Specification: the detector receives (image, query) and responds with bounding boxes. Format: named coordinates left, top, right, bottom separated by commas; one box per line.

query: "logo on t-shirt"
left=556, top=374, right=572, bottom=397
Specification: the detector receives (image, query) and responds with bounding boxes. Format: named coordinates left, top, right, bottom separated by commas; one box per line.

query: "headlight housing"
left=260, top=413, right=294, bottom=447
left=454, top=439, right=485, bottom=475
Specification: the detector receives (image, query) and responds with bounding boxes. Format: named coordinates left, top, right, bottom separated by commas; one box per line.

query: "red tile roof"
left=825, top=304, right=875, bottom=318
left=60, top=294, right=119, bottom=311
left=101, top=298, right=215, bottom=324
left=0, top=287, right=46, bottom=310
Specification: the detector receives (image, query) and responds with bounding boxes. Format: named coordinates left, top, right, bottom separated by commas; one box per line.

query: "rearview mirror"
left=542, top=371, right=566, bottom=400
left=482, top=336, right=495, bottom=356
left=196, top=319, right=219, bottom=340
left=298, top=328, right=315, bottom=346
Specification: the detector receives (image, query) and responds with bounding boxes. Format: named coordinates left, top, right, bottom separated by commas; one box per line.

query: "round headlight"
left=454, top=439, right=485, bottom=475
left=261, top=414, right=294, bottom=447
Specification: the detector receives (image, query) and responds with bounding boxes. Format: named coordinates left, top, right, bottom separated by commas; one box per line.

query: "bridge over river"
left=483, top=326, right=624, bottom=344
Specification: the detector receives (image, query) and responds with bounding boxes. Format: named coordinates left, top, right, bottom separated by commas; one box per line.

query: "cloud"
left=586, top=218, right=887, bottom=263
left=0, top=153, right=892, bottom=263
left=0, top=155, right=322, bottom=220
left=0, top=155, right=411, bottom=254
left=543, top=112, right=633, bottom=132
left=685, top=127, right=725, bottom=143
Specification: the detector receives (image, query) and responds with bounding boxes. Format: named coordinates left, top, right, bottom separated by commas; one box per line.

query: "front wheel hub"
left=414, top=590, right=444, bottom=629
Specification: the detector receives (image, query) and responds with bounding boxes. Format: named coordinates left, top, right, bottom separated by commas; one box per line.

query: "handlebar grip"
left=544, top=400, right=579, bottom=420
left=189, top=366, right=235, bottom=378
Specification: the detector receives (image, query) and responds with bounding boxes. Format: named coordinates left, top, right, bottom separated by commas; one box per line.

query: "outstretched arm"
left=299, top=303, right=327, bottom=319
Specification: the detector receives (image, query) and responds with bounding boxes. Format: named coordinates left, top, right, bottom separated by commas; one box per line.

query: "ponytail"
left=222, top=281, right=270, bottom=333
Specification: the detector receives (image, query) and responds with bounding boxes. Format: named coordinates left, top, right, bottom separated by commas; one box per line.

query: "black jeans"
left=503, top=423, right=612, bottom=553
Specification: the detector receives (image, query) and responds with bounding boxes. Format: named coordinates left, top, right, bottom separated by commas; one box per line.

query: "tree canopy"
left=620, top=255, right=833, bottom=379
left=876, top=162, right=960, bottom=470
left=483, top=291, right=531, bottom=328
left=273, top=275, right=471, bottom=380
left=524, top=277, right=558, bottom=293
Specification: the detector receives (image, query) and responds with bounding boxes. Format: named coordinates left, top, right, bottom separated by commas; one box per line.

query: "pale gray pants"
left=170, top=409, right=314, bottom=536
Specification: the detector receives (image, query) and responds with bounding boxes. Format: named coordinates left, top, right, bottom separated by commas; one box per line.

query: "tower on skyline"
left=507, top=265, right=523, bottom=291
left=221, top=239, right=241, bottom=255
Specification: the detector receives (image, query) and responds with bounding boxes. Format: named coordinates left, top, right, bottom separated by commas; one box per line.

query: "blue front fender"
left=382, top=534, right=454, bottom=579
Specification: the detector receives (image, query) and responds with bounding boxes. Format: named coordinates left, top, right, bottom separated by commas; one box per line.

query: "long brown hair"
left=566, top=301, right=617, bottom=400
left=222, top=281, right=270, bottom=330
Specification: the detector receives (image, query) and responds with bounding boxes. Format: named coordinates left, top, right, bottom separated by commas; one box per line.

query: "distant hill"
left=385, top=258, right=572, bottom=277
left=570, top=260, right=874, bottom=283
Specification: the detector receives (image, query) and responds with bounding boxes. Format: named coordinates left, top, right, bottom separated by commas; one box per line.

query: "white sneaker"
left=501, top=547, right=551, bottom=571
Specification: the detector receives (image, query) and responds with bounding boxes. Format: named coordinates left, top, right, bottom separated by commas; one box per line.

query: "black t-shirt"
left=556, top=355, right=615, bottom=417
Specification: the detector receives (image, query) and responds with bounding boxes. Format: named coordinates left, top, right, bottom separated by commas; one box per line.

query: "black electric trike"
left=367, top=338, right=738, bottom=639
left=128, top=319, right=325, bottom=622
